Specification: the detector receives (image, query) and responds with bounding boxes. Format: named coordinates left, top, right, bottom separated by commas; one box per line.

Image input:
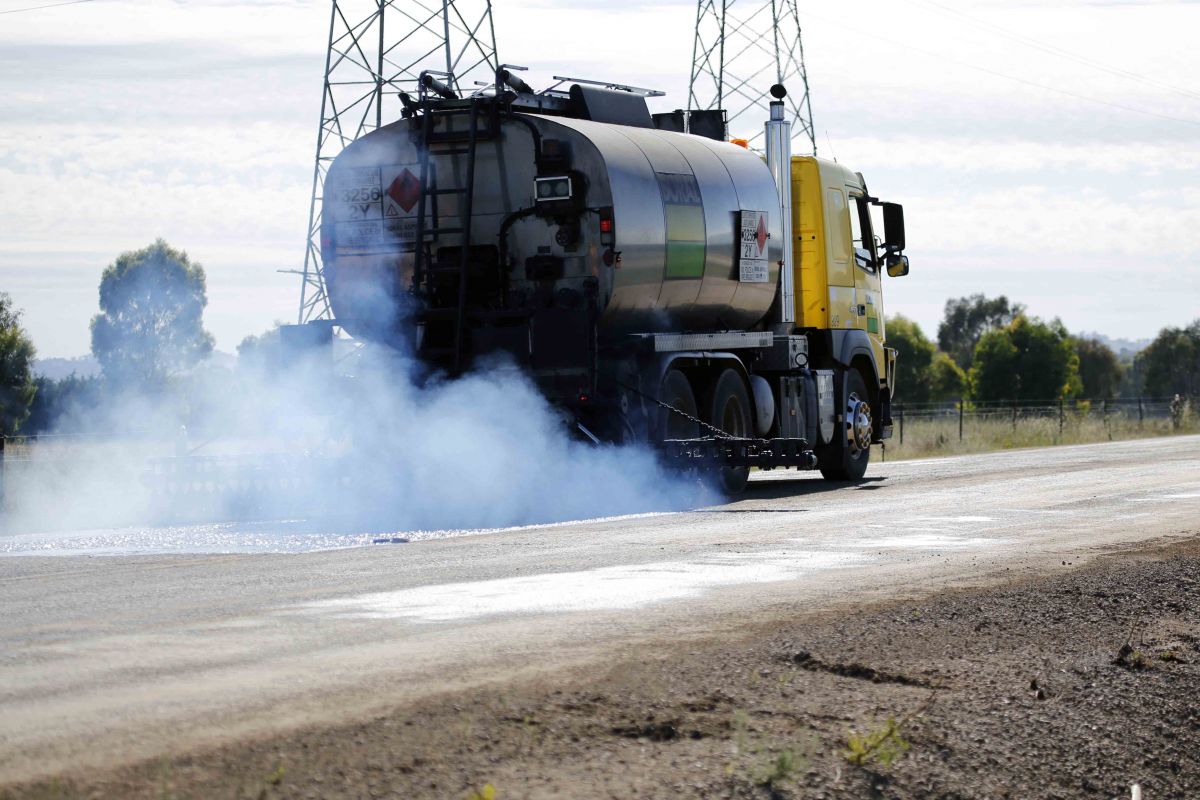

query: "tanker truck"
left=319, top=72, right=910, bottom=493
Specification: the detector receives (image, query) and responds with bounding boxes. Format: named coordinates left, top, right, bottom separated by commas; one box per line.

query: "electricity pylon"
left=687, top=0, right=816, bottom=152
left=296, top=0, right=499, bottom=323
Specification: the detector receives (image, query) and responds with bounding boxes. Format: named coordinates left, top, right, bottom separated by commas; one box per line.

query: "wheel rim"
left=846, top=392, right=872, bottom=458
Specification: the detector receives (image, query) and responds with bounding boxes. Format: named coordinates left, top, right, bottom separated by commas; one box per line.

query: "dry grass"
left=882, top=409, right=1198, bottom=461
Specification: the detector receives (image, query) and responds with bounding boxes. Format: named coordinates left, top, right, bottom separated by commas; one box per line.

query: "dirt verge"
left=8, top=538, right=1200, bottom=800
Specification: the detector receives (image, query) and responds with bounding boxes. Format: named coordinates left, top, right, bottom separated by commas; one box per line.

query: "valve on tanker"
left=555, top=222, right=581, bottom=250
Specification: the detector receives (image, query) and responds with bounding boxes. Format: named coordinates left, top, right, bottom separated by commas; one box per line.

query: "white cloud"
left=903, top=185, right=1200, bottom=258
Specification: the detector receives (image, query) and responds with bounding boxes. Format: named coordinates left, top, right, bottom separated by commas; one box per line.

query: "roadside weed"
left=466, top=783, right=497, bottom=800
left=843, top=717, right=910, bottom=767
left=752, top=749, right=803, bottom=788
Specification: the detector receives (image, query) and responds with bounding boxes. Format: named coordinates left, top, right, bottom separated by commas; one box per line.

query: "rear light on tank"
left=599, top=208, right=615, bottom=248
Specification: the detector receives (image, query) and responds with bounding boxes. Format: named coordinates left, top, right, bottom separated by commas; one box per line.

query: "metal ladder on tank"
left=411, top=87, right=490, bottom=374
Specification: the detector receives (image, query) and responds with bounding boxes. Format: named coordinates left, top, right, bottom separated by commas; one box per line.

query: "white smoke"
left=1, top=339, right=714, bottom=545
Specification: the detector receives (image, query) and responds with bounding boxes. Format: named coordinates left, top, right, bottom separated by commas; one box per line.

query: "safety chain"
left=614, top=378, right=739, bottom=441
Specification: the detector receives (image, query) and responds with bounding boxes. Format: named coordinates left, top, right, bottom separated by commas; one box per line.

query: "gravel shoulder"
left=8, top=535, right=1199, bottom=800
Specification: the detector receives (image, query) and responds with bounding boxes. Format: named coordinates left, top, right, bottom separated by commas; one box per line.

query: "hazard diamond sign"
left=387, top=168, right=421, bottom=213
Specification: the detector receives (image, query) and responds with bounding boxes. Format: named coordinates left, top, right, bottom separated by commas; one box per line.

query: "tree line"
left=2, top=242, right=1200, bottom=436
left=889, top=294, right=1198, bottom=406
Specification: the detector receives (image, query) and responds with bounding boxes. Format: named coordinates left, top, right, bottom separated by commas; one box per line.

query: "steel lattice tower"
left=687, top=0, right=816, bottom=152
left=296, top=0, right=499, bottom=323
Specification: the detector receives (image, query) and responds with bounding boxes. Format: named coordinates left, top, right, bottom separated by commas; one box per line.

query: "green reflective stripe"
left=664, top=204, right=706, bottom=279
left=666, top=241, right=706, bottom=278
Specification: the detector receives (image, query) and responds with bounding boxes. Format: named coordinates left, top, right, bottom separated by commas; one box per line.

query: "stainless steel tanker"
left=323, top=110, right=782, bottom=340
left=315, top=77, right=911, bottom=492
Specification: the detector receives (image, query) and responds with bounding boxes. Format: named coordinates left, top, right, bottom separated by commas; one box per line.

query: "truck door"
left=824, top=186, right=855, bottom=330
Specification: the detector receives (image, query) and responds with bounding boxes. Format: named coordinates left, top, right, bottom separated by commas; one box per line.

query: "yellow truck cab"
left=790, top=155, right=908, bottom=478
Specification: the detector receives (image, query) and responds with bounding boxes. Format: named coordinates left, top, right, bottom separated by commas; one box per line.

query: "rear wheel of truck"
left=657, top=368, right=700, bottom=442
left=819, top=368, right=873, bottom=482
left=706, top=368, right=752, bottom=495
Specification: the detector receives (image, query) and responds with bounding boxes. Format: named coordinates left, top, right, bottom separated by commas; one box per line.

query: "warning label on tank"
left=329, top=165, right=420, bottom=254
left=738, top=210, right=769, bottom=283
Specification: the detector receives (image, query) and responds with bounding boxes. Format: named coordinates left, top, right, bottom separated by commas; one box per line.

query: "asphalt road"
left=2, top=436, right=1198, bottom=786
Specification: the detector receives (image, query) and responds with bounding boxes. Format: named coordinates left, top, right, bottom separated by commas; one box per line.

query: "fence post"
left=1058, top=397, right=1064, bottom=438
left=958, top=398, right=964, bottom=442
left=899, top=404, right=904, bottom=445
left=1138, top=397, right=1144, bottom=428
left=1011, top=399, right=1017, bottom=431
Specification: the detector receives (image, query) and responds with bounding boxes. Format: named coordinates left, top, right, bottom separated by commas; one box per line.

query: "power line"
left=800, top=9, right=1200, bottom=130
left=0, top=0, right=95, bottom=15
left=903, top=0, right=1200, bottom=103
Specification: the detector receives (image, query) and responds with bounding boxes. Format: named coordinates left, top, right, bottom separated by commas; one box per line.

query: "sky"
left=1, top=0, right=1198, bottom=358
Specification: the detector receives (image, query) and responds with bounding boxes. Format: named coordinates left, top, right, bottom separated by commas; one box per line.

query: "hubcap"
left=846, top=392, right=872, bottom=457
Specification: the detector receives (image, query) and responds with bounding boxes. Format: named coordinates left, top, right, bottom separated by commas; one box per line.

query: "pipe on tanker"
left=498, top=205, right=539, bottom=293
left=765, top=91, right=795, bottom=328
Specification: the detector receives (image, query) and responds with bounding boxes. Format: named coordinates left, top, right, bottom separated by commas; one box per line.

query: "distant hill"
left=1077, top=332, right=1151, bottom=361
left=33, top=356, right=100, bottom=380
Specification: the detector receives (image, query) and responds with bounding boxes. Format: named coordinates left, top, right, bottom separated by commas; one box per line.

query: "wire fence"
left=885, top=396, right=1196, bottom=460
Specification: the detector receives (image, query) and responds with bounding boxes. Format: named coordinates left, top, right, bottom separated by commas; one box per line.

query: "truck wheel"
left=657, top=369, right=700, bottom=442
left=819, top=368, right=873, bottom=482
left=706, top=368, right=752, bottom=495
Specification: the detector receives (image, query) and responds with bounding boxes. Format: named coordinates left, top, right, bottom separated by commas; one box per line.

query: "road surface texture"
left=2, top=436, right=1199, bottom=798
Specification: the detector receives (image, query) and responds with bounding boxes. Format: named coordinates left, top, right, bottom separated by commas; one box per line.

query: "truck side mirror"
left=886, top=253, right=910, bottom=277
left=882, top=202, right=905, bottom=252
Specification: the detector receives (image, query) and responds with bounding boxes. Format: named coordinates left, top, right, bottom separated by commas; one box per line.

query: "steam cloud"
left=2, top=132, right=717, bottom=549
left=1, top=341, right=713, bottom=547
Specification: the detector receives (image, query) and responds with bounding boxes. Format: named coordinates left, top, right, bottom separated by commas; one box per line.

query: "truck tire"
left=819, top=368, right=872, bottom=482
left=657, top=368, right=700, bottom=441
left=706, top=368, right=752, bottom=495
